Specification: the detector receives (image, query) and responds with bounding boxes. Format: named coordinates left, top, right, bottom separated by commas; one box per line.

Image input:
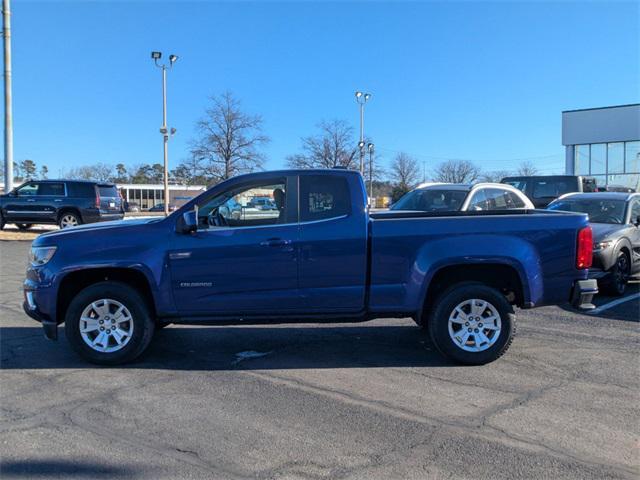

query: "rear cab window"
left=299, top=175, right=351, bottom=222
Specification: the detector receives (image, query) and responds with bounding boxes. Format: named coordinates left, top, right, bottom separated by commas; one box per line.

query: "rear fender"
left=410, top=234, right=541, bottom=312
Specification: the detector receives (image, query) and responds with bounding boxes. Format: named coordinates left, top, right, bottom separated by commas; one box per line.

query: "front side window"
left=16, top=183, right=39, bottom=196
left=300, top=175, right=350, bottom=222
left=503, top=180, right=527, bottom=192
left=483, top=188, right=510, bottom=210
left=629, top=200, right=640, bottom=224
left=507, top=191, right=526, bottom=208
left=197, top=179, right=286, bottom=229
left=391, top=189, right=467, bottom=212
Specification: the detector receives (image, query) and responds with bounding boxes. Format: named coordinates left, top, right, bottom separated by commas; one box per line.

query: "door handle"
left=27, top=199, right=36, bottom=202
left=260, top=238, right=292, bottom=247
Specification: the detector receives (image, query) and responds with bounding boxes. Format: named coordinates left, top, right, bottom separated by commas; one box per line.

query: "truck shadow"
left=0, top=324, right=455, bottom=370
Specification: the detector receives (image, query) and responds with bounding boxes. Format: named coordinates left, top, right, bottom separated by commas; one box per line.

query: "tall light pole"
left=367, top=143, right=374, bottom=204
left=151, top=51, right=178, bottom=216
left=3, top=0, right=13, bottom=192
left=354, top=91, right=371, bottom=175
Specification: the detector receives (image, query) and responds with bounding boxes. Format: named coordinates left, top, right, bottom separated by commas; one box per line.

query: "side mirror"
left=181, top=210, right=198, bottom=234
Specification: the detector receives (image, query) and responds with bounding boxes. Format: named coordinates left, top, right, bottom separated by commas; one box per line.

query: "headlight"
left=593, top=240, right=613, bottom=251
left=29, top=246, right=57, bottom=266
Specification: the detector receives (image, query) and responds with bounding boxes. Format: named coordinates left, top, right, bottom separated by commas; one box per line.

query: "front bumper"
left=23, top=282, right=58, bottom=340
left=570, top=279, right=598, bottom=310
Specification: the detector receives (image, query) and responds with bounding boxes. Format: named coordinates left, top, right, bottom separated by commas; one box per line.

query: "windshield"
left=391, top=189, right=468, bottom=212
left=548, top=199, right=626, bottom=224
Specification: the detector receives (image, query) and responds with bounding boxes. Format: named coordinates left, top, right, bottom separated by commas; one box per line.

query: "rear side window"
left=67, top=182, right=96, bottom=197
left=300, top=175, right=350, bottom=222
left=506, top=191, right=526, bottom=208
left=38, top=182, right=65, bottom=196
left=467, top=189, right=487, bottom=210
left=532, top=180, right=573, bottom=199
left=98, top=185, right=118, bottom=197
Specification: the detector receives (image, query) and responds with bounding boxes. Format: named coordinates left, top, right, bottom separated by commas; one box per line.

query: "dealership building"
left=563, top=103, right=640, bottom=190
left=117, top=184, right=206, bottom=210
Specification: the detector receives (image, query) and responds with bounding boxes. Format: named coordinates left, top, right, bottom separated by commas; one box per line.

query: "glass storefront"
left=573, top=140, right=640, bottom=190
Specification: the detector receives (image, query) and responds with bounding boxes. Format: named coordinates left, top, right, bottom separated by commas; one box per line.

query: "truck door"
left=168, top=175, right=302, bottom=315
left=297, top=174, right=368, bottom=312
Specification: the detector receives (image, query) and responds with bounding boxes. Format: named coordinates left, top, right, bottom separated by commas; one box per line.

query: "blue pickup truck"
left=23, top=169, right=597, bottom=365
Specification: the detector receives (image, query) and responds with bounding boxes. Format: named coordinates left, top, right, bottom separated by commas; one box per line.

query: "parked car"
left=391, top=183, right=534, bottom=212
left=124, top=201, right=140, bottom=213
left=218, top=197, right=243, bottom=220
left=248, top=196, right=277, bottom=210
left=23, top=169, right=596, bottom=366
left=548, top=192, right=640, bottom=295
left=596, top=185, right=636, bottom=193
left=148, top=203, right=177, bottom=212
left=501, top=175, right=597, bottom=208
left=0, top=179, right=124, bottom=230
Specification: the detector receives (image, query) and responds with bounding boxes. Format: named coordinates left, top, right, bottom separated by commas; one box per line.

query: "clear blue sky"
left=7, top=0, right=640, bottom=178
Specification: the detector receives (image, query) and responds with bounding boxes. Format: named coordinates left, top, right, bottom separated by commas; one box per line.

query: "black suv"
left=501, top=175, right=598, bottom=208
left=0, top=180, right=124, bottom=230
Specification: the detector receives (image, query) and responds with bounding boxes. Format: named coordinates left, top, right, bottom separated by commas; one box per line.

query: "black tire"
left=16, top=223, right=33, bottom=230
left=58, top=211, right=81, bottom=229
left=428, top=282, right=516, bottom=365
left=64, top=281, right=155, bottom=365
left=0, top=213, right=4, bottom=230
left=602, top=251, right=630, bottom=297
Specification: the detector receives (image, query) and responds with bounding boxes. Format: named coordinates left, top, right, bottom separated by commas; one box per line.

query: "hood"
left=590, top=222, right=625, bottom=242
left=35, top=217, right=165, bottom=242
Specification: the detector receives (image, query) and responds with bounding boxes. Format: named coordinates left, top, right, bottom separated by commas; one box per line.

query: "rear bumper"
left=570, top=279, right=598, bottom=310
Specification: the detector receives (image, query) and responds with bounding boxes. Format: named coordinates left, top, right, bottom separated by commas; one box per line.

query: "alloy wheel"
left=79, top=299, right=134, bottom=353
left=447, top=298, right=502, bottom=352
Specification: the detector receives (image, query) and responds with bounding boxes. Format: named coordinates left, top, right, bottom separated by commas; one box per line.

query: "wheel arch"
left=57, top=267, right=157, bottom=324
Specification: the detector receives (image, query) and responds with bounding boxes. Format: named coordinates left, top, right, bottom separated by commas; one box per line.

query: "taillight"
left=95, top=190, right=101, bottom=209
left=576, top=226, right=593, bottom=269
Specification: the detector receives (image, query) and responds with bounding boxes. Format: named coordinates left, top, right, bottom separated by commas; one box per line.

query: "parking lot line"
left=587, top=293, right=640, bottom=315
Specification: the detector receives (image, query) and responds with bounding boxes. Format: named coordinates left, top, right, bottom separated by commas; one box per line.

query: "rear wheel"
left=602, top=251, right=630, bottom=296
left=59, top=212, right=81, bottom=229
left=0, top=213, right=4, bottom=230
left=16, top=223, right=33, bottom=230
left=428, top=282, right=516, bottom=365
left=64, top=281, right=155, bottom=365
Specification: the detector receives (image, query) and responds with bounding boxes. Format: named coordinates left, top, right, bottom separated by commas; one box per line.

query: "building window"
left=607, top=142, right=624, bottom=174
left=575, top=144, right=590, bottom=175
left=626, top=141, right=640, bottom=173
left=590, top=144, right=606, bottom=175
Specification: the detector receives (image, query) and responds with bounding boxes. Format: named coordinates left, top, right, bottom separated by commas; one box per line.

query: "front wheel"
left=64, top=281, right=155, bottom=365
left=428, top=283, right=516, bottom=365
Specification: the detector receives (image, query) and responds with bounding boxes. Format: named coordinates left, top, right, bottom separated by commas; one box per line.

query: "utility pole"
left=367, top=143, right=374, bottom=205
left=3, top=0, right=13, bottom=193
left=354, top=91, right=371, bottom=175
left=151, top=51, right=178, bottom=216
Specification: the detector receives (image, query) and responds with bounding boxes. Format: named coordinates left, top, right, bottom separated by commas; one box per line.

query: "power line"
left=376, top=146, right=564, bottom=165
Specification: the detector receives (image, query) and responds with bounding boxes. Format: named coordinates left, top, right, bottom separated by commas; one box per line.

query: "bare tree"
left=390, top=152, right=421, bottom=189
left=432, top=159, right=480, bottom=183
left=517, top=160, right=538, bottom=176
left=286, top=120, right=357, bottom=169
left=479, top=169, right=513, bottom=183
left=66, top=163, right=114, bottom=182
left=189, top=92, right=269, bottom=182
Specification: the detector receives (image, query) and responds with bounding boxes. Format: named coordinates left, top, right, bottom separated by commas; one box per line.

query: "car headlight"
left=29, top=246, right=57, bottom=266
left=593, top=240, right=613, bottom=251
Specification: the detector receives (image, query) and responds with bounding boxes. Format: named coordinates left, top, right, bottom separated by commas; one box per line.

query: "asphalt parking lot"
left=1, top=240, right=638, bottom=479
